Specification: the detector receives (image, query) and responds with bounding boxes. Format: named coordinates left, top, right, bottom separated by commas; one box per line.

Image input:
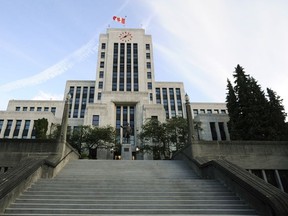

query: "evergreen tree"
left=226, top=65, right=287, bottom=140
left=266, top=88, right=287, bottom=140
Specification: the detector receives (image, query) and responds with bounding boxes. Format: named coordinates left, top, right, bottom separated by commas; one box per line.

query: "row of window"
left=15, top=106, right=56, bottom=114
left=155, top=87, right=183, bottom=118
left=0, top=119, right=35, bottom=139
left=69, top=86, right=94, bottom=119
left=193, top=109, right=227, bottom=115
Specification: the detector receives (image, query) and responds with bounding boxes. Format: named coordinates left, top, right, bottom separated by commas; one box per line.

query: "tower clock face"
left=119, top=32, right=133, bottom=42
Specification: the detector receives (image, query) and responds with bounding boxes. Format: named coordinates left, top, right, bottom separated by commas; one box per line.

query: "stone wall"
left=180, top=140, right=288, bottom=170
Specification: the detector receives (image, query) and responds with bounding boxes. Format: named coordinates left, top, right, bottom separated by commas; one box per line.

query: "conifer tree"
left=226, top=64, right=287, bottom=140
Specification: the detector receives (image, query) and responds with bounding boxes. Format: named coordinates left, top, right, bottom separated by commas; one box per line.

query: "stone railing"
left=0, top=144, right=79, bottom=213
left=173, top=150, right=288, bottom=216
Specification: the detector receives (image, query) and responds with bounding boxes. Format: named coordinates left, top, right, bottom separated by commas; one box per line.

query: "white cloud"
left=145, top=0, right=288, bottom=110
left=0, top=36, right=98, bottom=93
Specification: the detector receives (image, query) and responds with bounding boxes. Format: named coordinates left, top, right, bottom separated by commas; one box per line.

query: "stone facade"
left=0, top=28, right=231, bottom=157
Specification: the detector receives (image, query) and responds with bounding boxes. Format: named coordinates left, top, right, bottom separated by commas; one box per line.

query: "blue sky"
left=1, top=0, right=288, bottom=114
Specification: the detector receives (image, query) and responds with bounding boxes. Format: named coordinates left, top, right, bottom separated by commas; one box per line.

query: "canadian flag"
left=113, top=16, right=126, bottom=25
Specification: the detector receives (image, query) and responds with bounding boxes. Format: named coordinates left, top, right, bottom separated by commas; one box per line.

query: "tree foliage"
left=226, top=65, right=287, bottom=140
left=83, top=125, right=116, bottom=159
left=34, top=118, right=48, bottom=139
left=139, top=117, right=188, bottom=159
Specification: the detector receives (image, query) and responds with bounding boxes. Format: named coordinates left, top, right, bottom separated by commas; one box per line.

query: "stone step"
left=17, top=194, right=241, bottom=201
left=4, top=208, right=258, bottom=215
left=2, top=160, right=259, bottom=215
left=14, top=198, right=246, bottom=205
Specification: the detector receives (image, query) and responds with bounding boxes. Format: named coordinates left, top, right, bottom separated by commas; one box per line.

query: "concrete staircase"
left=3, top=160, right=258, bottom=215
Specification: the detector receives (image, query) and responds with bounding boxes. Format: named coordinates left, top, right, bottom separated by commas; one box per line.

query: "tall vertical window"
left=100, top=61, right=104, bottom=68
left=169, top=88, right=176, bottom=117
left=4, top=120, right=13, bottom=138
left=133, top=43, right=138, bottom=91
left=210, top=122, right=218, bottom=141
left=22, top=120, right=30, bottom=138
left=73, top=86, right=81, bottom=118
left=150, top=93, right=153, bottom=101
left=13, top=120, right=22, bottom=138
left=119, top=43, right=125, bottom=91
left=69, top=86, right=75, bottom=118
left=101, top=43, right=106, bottom=49
left=99, top=71, right=104, bottom=78
left=80, top=87, right=88, bottom=118
left=89, top=87, right=94, bottom=103
left=92, top=115, right=99, bottom=126
left=162, top=88, right=169, bottom=118
left=112, top=43, right=118, bottom=91
left=126, top=43, right=132, bottom=91
left=156, top=88, right=161, bottom=104
left=176, top=88, right=183, bottom=117
left=0, top=119, right=4, bottom=133
left=218, top=122, right=227, bottom=140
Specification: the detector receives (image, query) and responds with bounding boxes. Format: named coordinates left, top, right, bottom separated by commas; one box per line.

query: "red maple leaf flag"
left=113, top=16, right=126, bottom=24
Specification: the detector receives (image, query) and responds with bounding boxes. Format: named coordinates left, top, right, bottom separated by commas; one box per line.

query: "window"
left=200, top=109, right=205, bottom=114
left=44, top=107, right=49, bottom=112
left=89, top=87, right=94, bottom=103
left=4, top=120, right=13, bottom=138
left=214, top=109, right=219, bottom=114
left=193, top=109, right=198, bottom=116
left=101, top=43, right=106, bottom=49
left=150, top=93, right=153, bottom=101
left=218, top=122, right=226, bottom=141
left=147, top=72, right=151, bottom=79
left=210, top=122, right=218, bottom=141
left=97, top=92, right=102, bottom=100
left=99, top=71, right=104, bottom=78
left=146, top=53, right=150, bottom=59
left=92, top=115, right=99, bottom=126
left=151, top=116, right=158, bottom=120
left=98, top=81, right=103, bottom=89
left=0, top=119, right=3, bottom=133
left=101, top=52, right=105, bottom=58
left=23, top=107, right=27, bottom=111
left=146, top=44, right=150, bottom=50
left=207, top=109, right=212, bottom=114
left=51, top=107, right=56, bottom=115
left=16, top=107, right=20, bottom=111
left=155, top=88, right=161, bottom=104
left=13, top=120, right=22, bottom=138
left=147, top=82, right=152, bottom=89
left=221, top=109, right=226, bottom=114
left=37, top=107, right=42, bottom=112
left=146, top=62, right=151, bottom=69
left=100, top=61, right=104, bottom=68
left=30, top=107, right=35, bottom=111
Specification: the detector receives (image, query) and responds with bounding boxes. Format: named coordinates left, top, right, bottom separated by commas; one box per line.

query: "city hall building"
left=0, top=28, right=229, bottom=158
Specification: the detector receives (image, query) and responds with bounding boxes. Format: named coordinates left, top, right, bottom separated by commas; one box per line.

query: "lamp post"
left=185, top=93, right=194, bottom=145
left=58, top=93, right=71, bottom=156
